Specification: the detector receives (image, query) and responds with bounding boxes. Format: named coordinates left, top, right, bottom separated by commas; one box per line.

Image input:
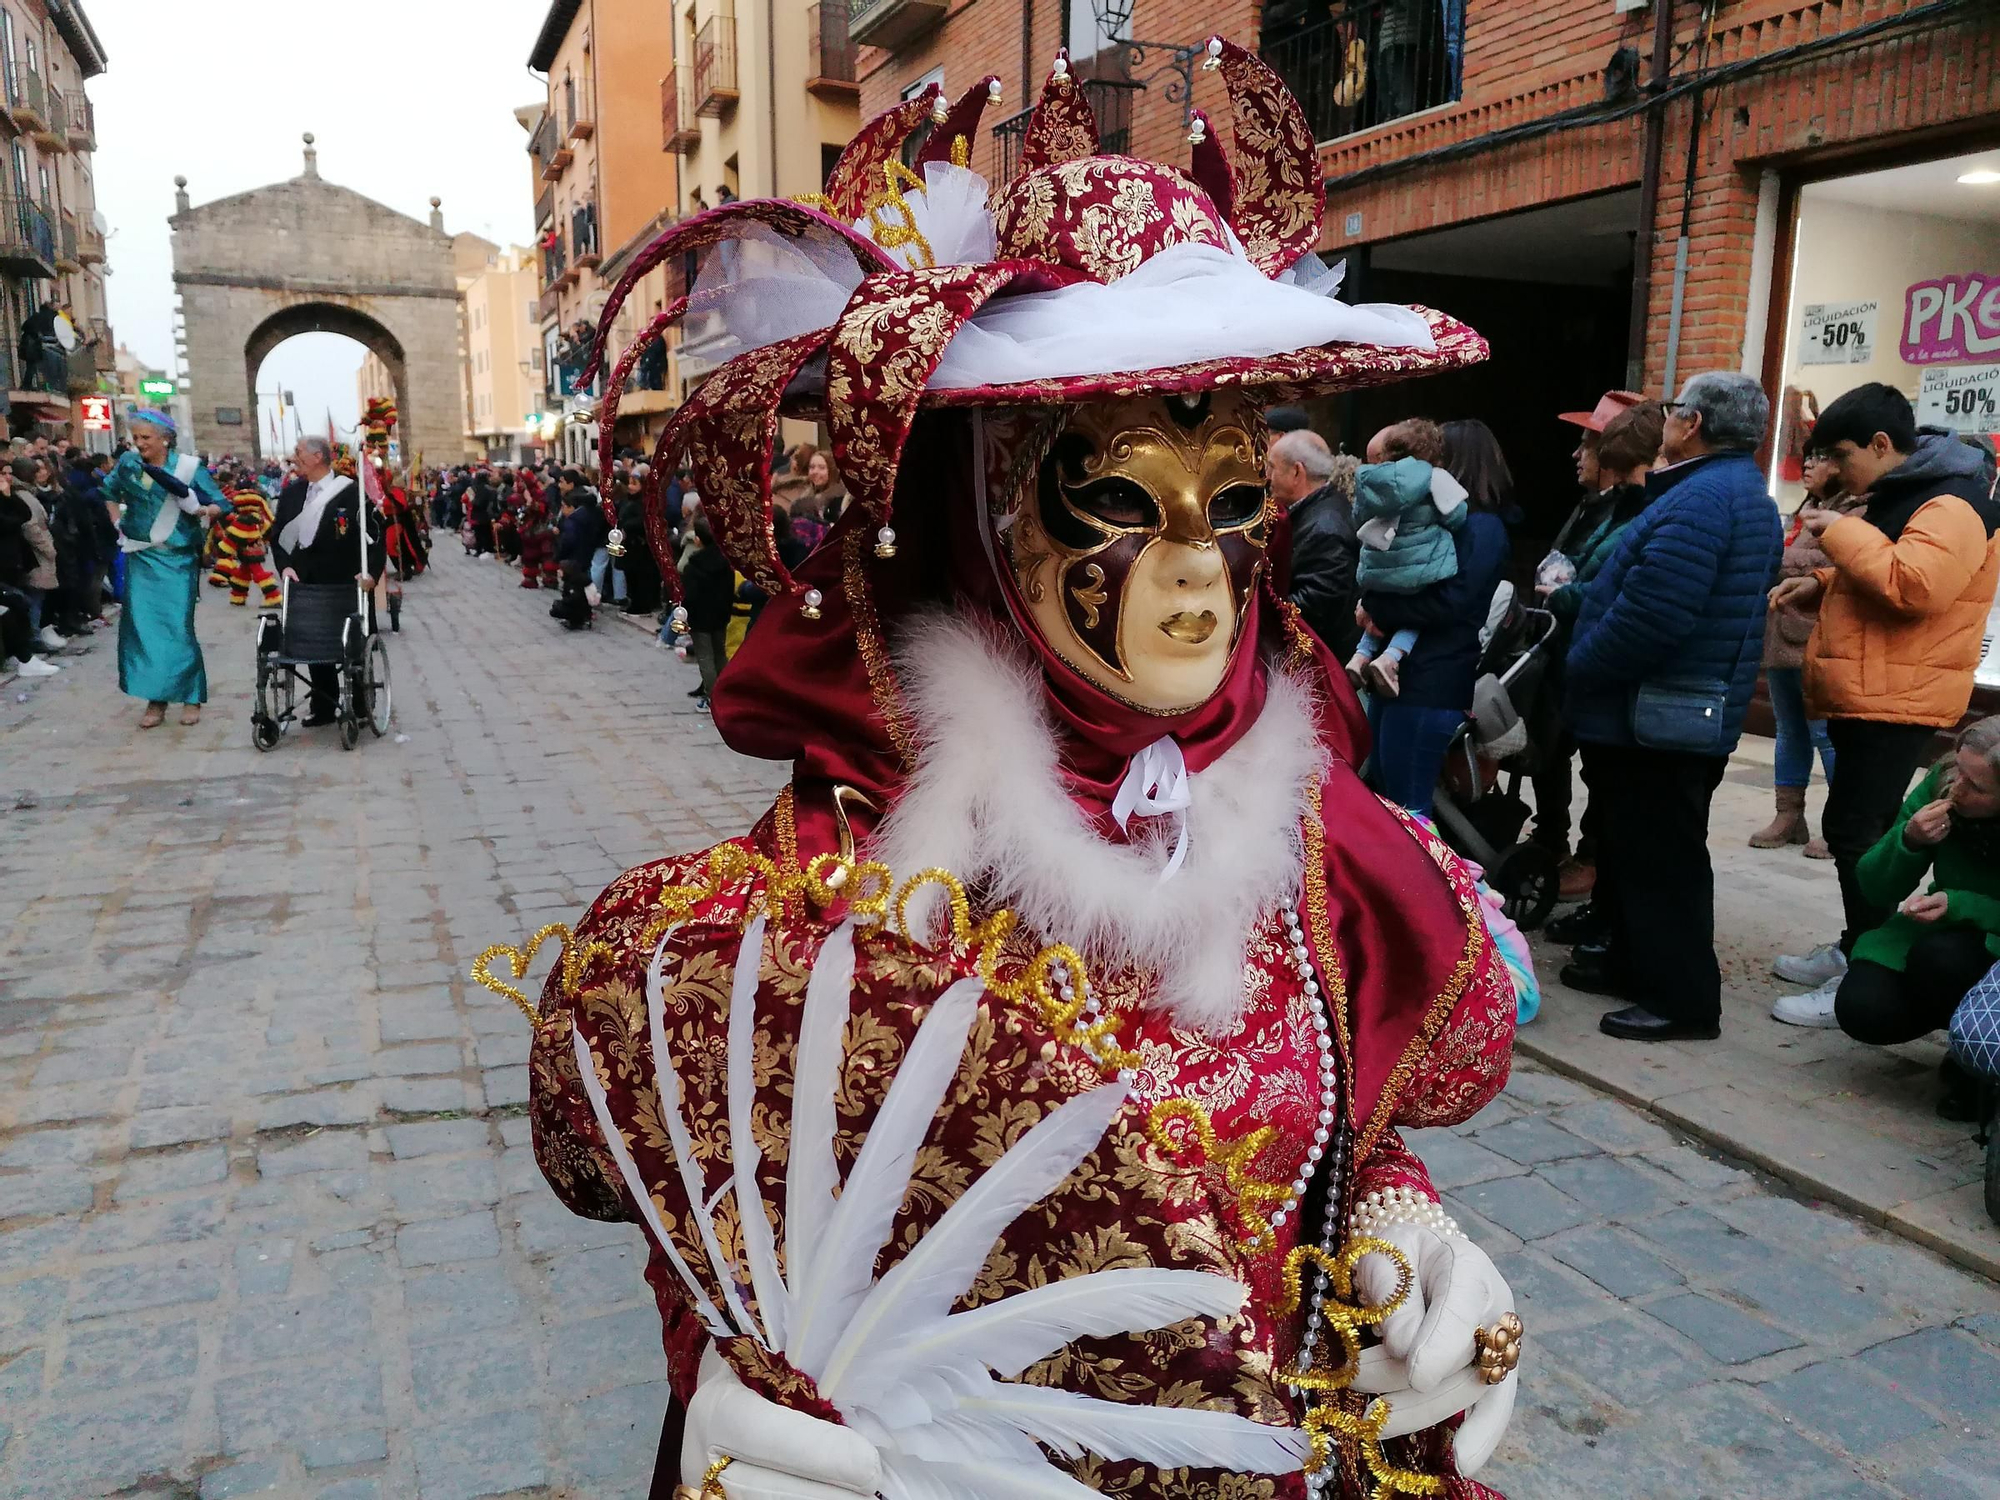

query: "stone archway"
left=244, top=302, right=407, bottom=463
left=169, top=138, right=458, bottom=462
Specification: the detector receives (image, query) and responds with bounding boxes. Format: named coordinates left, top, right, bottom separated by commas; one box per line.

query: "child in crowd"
left=1344, top=453, right=1469, bottom=697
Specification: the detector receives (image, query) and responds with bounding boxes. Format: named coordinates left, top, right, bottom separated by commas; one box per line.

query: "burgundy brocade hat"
left=584, top=38, right=1488, bottom=610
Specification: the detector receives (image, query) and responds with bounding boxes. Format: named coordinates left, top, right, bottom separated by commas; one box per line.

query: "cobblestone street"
left=1, top=551, right=1997, bottom=1499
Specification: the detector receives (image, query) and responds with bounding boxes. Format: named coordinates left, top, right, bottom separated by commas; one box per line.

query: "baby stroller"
left=251, top=580, right=392, bottom=752
left=1428, top=586, right=1562, bottom=930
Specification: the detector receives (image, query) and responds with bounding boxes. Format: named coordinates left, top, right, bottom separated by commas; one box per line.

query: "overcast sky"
left=91, top=0, right=551, bottom=442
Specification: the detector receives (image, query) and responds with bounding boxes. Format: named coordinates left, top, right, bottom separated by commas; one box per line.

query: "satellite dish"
left=52, top=312, right=77, bottom=351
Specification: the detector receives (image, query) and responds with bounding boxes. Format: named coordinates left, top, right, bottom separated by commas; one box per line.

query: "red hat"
left=1559, top=390, right=1646, bottom=431
left=581, top=40, right=1487, bottom=612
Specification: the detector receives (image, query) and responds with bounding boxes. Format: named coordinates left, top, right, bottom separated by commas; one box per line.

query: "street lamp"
left=1085, top=0, right=1215, bottom=125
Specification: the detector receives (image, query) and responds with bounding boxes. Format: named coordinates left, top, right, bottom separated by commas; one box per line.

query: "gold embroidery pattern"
left=1144, top=1099, right=1290, bottom=1252
left=1071, top=563, right=1108, bottom=629
left=842, top=528, right=916, bottom=763
left=1300, top=782, right=1355, bottom=1114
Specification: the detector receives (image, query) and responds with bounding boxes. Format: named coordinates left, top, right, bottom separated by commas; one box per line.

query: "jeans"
left=1367, top=701, right=1466, bottom=818
left=1356, top=626, right=1420, bottom=662
left=1582, top=742, right=1728, bottom=1027
left=23, top=586, right=43, bottom=634
left=588, top=547, right=624, bottom=602
left=1766, top=666, right=1834, bottom=789
left=1823, top=719, right=1939, bottom=952
left=691, top=629, right=726, bottom=698
left=1837, top=929, right=1994, bottom=1046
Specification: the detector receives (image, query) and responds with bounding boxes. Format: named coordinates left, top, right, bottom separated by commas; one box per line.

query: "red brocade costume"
left=507, top=37, right=1521, bottom=1500
left=517, top=471, right=558, bottom=589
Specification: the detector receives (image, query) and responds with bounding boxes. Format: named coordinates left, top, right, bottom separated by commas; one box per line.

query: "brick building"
left=854, top=0, right=2000, bottom=538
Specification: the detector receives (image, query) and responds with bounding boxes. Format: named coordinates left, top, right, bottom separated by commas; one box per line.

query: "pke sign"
left=1904, top=273, right=2000, bottom=364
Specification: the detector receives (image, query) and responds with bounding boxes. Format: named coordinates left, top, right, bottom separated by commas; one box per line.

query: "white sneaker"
left=1772, top=973, right=1843, bottom=1028
left=37, top=625, right=66, bottom=651
left=16, top=655, right=60, bottom=677
left=1774, top=942, right=1847, bottom=986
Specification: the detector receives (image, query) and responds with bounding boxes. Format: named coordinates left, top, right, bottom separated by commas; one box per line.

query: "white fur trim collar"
left=867, top=615, right=1327, bottom=1032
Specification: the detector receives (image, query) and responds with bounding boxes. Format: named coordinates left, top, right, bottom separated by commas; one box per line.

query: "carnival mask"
left=1007, top=391, right=1270, bottom=713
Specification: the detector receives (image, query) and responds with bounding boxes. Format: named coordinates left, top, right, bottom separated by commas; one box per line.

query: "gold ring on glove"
left=673, top=1456, right=735, bottom=1500
left=1473, top=1311, right=1523, bottom=1385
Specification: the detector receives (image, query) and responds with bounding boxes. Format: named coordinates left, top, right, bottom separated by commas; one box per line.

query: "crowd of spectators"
left=1273, top=377, right=2000, bottom=1219
left=0, top=435, right=121, bottom=680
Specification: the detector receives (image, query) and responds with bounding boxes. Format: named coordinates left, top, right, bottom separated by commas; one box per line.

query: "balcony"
left=36, top=89, right=65, bottom=151
left=55, top=213, right=78, bottom=272
left=993, top=78, right=1140, bottom=180
left=89, top=318, right=114, bottom=371
left=0, top=195, right=56, bottom=279
left=570, top=203, right=600, bottom=272
left=1260, top=0, right=1463, bottom=144
left=538, top=284, right=564, bottom=323
left=694, top=10, right=738, bottom=119
left=535, top=184, right=555, bottom=231
left=564, top=77, right=595, bottom=141
left=65, top=344, right=96, bottom=394
left=663, top=68, right=701, bottom=154
left=78, top=222, right=104, bottom=264
left=7, top=68, right=47, bottom=132
left=542, top=141, right=573, bottom=182
left=65, top=92, right=93, bottom=149
left=848, top=0, right=947, bottom=51
left=528, top=112, right=565, bottom=184
left=807, top=4, right=858, bottom=102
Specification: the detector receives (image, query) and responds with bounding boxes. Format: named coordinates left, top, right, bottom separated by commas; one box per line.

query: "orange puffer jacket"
left=1806, top=493, right=2000, bottom=727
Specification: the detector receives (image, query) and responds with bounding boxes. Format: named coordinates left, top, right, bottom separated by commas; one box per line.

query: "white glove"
left=682, top=1344, right=882, bottom=1500
left=1350, top=1221, right=1519, bottom=1477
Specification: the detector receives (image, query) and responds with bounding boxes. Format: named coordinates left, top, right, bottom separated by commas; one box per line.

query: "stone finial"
left=428, top=196, right=444, bottom=231
left=302, top=132, right=319, bottom=179
left=173, top=175, right=189, bottom=213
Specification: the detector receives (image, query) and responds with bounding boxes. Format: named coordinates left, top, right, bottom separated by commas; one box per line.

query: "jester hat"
left=582, top=38, right=1487, bottom=611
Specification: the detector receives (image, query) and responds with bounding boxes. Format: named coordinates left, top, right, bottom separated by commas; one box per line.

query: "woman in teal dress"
left=107, top=410, right=229, bottom=727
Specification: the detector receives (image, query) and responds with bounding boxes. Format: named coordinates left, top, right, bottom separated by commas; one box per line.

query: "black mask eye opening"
left=1208, top=483, right=1265, bottom=529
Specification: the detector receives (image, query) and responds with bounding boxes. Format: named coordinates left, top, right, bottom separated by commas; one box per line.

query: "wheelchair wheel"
left=1489, top=841, right=1561, bottom=932
left=251, top=714, right=281, bottom=752
left=365, top=636, right=392, bottom=737
left=337, top=678, right=360, bottom=750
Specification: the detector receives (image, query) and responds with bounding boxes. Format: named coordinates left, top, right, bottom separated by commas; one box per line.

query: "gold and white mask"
left=1003, top=391, right=1271, bottom=713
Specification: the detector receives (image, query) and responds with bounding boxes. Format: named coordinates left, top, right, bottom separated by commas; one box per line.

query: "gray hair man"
left=1265, top=427, right=1363, bottom=658
left=1661, top=371, right=1772, bottom=463
left=1560, top=370, right=1782, bottom=1046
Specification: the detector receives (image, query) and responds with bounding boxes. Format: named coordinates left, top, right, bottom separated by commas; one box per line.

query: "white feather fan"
left=568, top=914, right=1307, bottom=1498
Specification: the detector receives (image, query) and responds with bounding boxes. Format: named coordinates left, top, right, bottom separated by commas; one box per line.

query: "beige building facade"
left=0, top=0, right=114, bottom=445
left=463, top=244, right=542, bottom=463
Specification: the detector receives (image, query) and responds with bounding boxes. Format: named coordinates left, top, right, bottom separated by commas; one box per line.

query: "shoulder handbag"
left=1630, top=592, right=1754, bottom=757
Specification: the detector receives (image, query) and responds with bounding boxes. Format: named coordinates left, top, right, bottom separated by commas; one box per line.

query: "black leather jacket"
left=1287, top=481, right=1362, bottom=658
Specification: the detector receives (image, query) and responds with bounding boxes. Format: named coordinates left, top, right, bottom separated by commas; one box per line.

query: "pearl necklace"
left=1282, top=900, right=1350, bottom=1500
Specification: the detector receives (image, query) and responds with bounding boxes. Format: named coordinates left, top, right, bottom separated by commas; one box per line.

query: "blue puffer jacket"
left=1565, top=451, right=1782, bottom=751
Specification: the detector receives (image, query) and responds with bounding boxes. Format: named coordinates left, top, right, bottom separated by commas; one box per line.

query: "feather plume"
left=565, top=1020, right=732, bottom=1336
left=784, top=921, right=857, bottom=1306
left=954, top=1375, right=1309, bottom=1470
left=789, top=978, right=983, bottom=1378
left=846, top=1268, right=1245, bottom=1412
left=727, top=912, right=786, bottom=1351
left=646, top=927, right=755, bottom=1336
left=880, top=1451, right=1104, bottom=1500
left=820, top=1083, right=1129, bottom=1399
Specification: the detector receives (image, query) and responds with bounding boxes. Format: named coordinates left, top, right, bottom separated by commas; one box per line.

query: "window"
left=10, top=142, right=25, bottom=201
left=899, top=68, right=944, bottom=168
left=38, top=164, right=49, bottom=205
left=0, top=12, right=16, bottom=105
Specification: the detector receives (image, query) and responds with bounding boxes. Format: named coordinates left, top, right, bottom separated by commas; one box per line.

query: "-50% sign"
left=1918, top=363, right=2000, bottom=432
left=1801, top=300, right=1877, bottom=366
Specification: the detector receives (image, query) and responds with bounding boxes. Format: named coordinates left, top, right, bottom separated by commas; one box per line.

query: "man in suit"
left=271, top=435, right=384, bottom=726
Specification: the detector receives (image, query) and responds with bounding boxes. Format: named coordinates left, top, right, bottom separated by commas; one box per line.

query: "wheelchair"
left=251, top=582, right=392, bottom=752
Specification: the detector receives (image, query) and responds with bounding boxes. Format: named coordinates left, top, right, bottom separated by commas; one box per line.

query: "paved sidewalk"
left=0, top=551, right=1995, bottom=1498
left=1522, top=737, right=1998, bottom=1280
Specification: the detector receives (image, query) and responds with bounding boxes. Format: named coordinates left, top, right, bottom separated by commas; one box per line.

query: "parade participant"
left=212, top=486, right=280, bottom=608
left=511, top=46, right=1520, bottom=1500
left=106, top=409, right=230, bottom=728
left=517, top=467, right=558, bottom=589
left=272, top=435, right=384, bottom=726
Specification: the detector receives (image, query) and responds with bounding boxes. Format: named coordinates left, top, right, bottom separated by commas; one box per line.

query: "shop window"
left=1771, top=146, right=2000, bottom=681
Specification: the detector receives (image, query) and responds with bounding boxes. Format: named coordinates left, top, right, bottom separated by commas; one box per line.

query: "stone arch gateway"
left=169, top=140, right=458, bottom=462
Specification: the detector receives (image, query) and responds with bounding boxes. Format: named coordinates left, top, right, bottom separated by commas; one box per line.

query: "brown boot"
left=1558, top=858, right=1596, bottom=900
left=1749, top=786, right=1809, bottom=848
left=1803, top=834, right=1833, bottom=860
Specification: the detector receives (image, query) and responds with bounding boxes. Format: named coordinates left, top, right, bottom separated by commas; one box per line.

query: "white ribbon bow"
left=1112, top=736, right=1193, bottom=883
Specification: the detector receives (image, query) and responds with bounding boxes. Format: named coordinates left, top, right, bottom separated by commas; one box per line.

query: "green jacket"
left=1852, top=763, right=2000, bottom=971
left=1547, top=484, right=1648, bottom=626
